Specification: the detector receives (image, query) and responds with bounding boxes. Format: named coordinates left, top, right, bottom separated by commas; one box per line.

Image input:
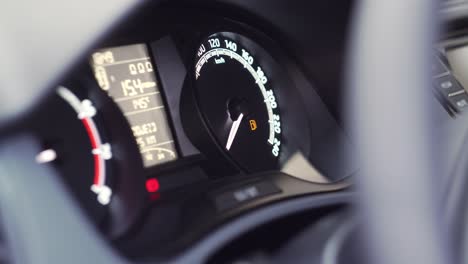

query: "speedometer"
left=194, top=32, right=282, bottom=172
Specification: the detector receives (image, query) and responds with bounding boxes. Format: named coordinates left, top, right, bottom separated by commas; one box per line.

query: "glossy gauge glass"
left=194, top=32, right=282, bottom=172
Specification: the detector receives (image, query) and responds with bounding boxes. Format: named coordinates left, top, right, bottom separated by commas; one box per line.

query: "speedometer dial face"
left=194, top=32, right=282, bottom=172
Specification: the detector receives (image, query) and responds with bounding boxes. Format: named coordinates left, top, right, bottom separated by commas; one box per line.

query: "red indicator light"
left=146, top=178, right=160, bottom=193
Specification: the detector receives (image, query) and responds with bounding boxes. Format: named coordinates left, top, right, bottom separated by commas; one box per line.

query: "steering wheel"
left=345, top=0, right=452, bottom=263
left=0, top=0, right=458, bottom=263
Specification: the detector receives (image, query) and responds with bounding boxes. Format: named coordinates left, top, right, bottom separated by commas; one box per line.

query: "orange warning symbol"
left=249, top=120, right=257, bottom=131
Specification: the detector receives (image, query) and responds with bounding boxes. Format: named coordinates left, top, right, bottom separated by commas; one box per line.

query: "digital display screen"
left=91, top=44, right=178, bottom=167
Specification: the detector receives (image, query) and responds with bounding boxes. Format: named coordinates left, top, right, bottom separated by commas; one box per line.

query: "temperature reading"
left=132, top=97, right=151, bottom=110
left=91, top=44, right=178, bottom=167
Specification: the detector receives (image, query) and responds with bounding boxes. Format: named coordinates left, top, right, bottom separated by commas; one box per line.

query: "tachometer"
left=31, top=80, right=146, bottom=237
left=193, top=32, right=282, bottom=172
left=31, top=85, right=114, bottom=224
left=56, top=87, right=113, bottom=206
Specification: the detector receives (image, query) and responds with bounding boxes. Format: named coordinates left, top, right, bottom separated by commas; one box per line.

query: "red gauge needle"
left=226, top=113, right=244, bottom=150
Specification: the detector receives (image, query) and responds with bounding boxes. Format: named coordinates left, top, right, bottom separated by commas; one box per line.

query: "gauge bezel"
left=193, top=32, right=283, bottom=172
left=179, top=24, right=313, bottom=177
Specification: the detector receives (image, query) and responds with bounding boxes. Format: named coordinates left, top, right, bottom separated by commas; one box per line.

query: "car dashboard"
left=15, top=1, right=355, bottom=261
left=5, top=0, right=468, bottom=263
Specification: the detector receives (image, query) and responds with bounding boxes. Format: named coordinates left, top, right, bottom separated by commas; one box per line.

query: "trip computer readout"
left=90, top=43, right=178, bottom=167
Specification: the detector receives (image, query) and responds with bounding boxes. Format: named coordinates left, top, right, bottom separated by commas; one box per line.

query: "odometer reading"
left=194, top=32, right=282, bottom=172
left=91, top=44, right=178, bottom=167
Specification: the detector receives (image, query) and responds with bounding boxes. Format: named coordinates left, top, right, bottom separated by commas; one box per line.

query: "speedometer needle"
left=226, top=113, right=244, bottom=150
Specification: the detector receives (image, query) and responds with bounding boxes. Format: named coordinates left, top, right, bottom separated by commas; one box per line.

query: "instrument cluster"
left=25, top=4, right=355, bottom=256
